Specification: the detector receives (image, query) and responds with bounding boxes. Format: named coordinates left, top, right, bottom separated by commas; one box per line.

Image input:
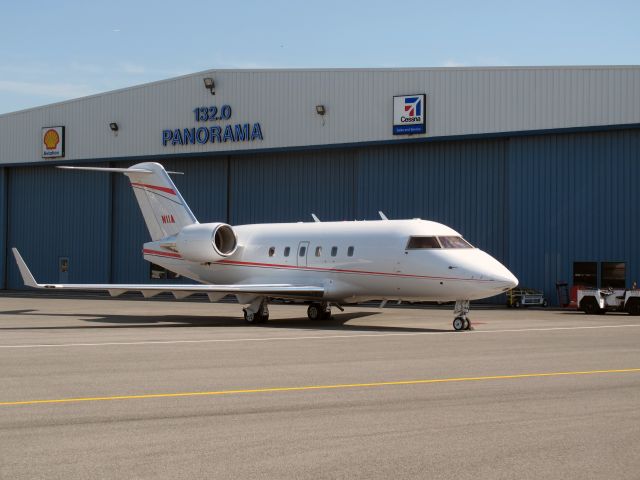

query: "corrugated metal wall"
left=507, top=129, right=640, bottom=301
left=0, top=168, right=6, bottom=289
left=229, top=150, right=357, bottom=225
left=2, top=67, right=640, bottom=165
left=6, top=165, right=111, bottom=288
left=2, top=127, right=638, bottom=302
left=355, top=140, right=508, bottom=262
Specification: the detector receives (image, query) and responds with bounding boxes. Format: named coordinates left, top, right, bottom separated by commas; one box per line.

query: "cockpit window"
left=438, top=236, right=473, bottom=248
left=406, top=236, right=441, bottom=249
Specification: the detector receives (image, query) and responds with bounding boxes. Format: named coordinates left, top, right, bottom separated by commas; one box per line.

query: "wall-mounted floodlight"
left=109, top=122, right=119, bottom=132
left=203, top=77, right=215, bottom=95
left=315, top=105, right=326, bottom=115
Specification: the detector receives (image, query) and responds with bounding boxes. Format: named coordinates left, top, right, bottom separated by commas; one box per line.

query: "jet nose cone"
left=495, top=269, right=518, bottom=290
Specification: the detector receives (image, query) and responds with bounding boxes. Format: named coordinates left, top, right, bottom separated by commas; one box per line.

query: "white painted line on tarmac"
left=0, top=323, right=639, bottom=349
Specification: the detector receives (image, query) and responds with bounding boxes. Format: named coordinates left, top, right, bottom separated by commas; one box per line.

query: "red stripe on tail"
left=131, top=182, right=176, bottom=195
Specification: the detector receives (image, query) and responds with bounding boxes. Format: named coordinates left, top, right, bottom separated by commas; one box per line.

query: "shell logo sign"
left=43, top=129, right=60, bottom=149
left=41, top=126, right=65, bottom=158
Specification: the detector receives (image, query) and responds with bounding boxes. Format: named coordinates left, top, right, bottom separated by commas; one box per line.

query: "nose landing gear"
left=453, top=300, right=472, bottom=331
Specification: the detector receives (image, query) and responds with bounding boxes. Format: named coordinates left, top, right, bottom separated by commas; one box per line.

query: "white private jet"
left=12, top=162, right=518, bottom=331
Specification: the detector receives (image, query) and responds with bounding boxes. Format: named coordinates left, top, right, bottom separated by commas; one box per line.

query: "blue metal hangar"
left=0, top=66, right=639, bottom=302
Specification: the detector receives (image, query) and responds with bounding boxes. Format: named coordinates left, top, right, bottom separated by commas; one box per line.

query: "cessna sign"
left=393, top=94, right=426, bottom=135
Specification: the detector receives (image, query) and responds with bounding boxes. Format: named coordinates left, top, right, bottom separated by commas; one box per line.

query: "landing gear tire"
left=307, top=304, right=321, bottom=321
left=244, top=311, right=268, bottom=324
left=308, top=303, right=332, bottom=321
left=463, top=318, right=470, bottom=330
left=453, top=316, right=466, bottom=331
left=244, top=302, right=269, bottom=324
left=244, top=309, right=257, bottom=324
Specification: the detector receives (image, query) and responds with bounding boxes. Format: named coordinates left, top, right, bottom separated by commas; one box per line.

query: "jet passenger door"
left=297, top=241, right=310, bottom=267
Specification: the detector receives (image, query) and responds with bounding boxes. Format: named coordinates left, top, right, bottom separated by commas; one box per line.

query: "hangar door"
left=6, top=165, right=111, bottom=289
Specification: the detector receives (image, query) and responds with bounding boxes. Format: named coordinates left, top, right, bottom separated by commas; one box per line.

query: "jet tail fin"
left=58, top=162, right=197, bottom=240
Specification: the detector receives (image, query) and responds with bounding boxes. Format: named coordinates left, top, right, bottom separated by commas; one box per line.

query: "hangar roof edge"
left=1, top=65, right=640, bottom=118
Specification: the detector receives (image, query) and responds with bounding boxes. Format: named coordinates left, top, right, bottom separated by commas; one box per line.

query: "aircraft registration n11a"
left=12, top=162, right=518, bottom=331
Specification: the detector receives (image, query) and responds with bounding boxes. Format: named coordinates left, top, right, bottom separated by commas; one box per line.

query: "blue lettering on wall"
left=251, top=123, right=263, bottom=141
left=210, top=126, right=222, bottom=143
left=222, top=125, right=234, bottom=142
left=235, top=123, right=250, bottom=141
left=163, top=105, right=263, bottom=147
left=183, top=128, right=195, bottom=144
left=196, top=127, right=209, bottom=144
left=171, top=129, right=183, bottom=145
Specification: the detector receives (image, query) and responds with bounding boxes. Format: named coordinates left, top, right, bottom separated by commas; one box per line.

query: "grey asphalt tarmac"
left=0, top=295, right=639, bottom=479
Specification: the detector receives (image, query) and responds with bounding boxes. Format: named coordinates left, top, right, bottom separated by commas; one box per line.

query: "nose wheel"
left=453, top=300, right=472, bottom=331
left=453, top=316, right=471, bottom=331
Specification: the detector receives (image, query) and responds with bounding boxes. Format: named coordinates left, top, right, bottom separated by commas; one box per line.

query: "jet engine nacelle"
left=175, top=223, right=238, bottom=262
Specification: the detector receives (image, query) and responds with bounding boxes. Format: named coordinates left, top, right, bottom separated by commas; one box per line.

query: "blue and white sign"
left=393, top=94, right=426, bottom=135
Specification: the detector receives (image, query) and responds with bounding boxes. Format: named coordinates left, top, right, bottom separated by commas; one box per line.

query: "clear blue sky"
left=1, top=0, right=638, bottom=114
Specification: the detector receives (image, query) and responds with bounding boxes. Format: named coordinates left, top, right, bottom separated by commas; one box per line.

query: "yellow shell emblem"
left=44, top=129, right=60, bottom=149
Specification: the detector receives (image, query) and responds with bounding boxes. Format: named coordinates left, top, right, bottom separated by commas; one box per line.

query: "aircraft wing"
left=12, top=248, right=324, bottom=301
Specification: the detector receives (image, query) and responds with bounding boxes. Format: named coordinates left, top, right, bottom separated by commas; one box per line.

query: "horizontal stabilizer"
left=57, top=166, right=184, bottom=175
left=12, top=249, right=324, bottom=301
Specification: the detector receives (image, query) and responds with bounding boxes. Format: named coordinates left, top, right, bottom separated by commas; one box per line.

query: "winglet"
left=11, top=248, right=40, bottom=288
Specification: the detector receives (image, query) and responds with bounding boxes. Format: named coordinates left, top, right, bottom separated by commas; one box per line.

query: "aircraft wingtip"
left=11, top=248, right=39, bottom=288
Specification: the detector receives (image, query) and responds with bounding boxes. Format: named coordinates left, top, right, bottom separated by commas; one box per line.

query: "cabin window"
left=315, top=246, right=322, bottom=257
left=268, top=247, right=275, bottom=257
left=331, top=246, right=338, bottom=257
left=437, top=236, right=473, bottom=249
left=299, top=246, right=307, bottom=257
left=284, top=247, right=290, bottom=257
left=406, top=236, right=440, bottom=249
left=347, top=246, right=355, bottom=257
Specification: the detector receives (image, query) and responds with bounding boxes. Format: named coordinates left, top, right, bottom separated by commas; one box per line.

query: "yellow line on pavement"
left=2, top=368, right=639, bottom=407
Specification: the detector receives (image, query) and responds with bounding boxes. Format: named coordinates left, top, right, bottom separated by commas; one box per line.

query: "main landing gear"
left=243, top=298, right=269, bottom=324
left=307, top=302, right=332, bottom=321
left=453, top=300, right=472, bottom=331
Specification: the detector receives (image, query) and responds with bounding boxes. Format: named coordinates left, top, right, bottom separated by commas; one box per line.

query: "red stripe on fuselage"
left=214, top=259, right=494, bottom=282
left=142, top=248, right=182, bottom=259
left=131, top=182, right=176, bottom=195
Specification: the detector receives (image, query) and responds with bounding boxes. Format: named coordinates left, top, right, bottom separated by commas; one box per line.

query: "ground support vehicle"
left=577, top=288, right=640, bottom=315
left=507, top=288, right=548, bottom=308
